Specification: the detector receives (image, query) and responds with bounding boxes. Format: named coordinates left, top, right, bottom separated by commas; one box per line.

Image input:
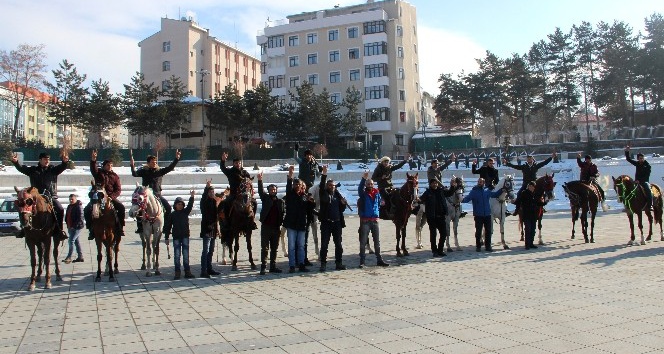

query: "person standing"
left=63, top=194, right=84, bottom=264
left=88, top=150, right=125, bottom=239
left=576, top=153, right=608, bottom=211
left=257, top=171, right=285, bottom=275
left=164, top=190, right=196, bottom=280
left=11, top=152, right=69, bottom=241
left=518, top=182, right=545, bottom=250
left=357, top=172, right=389, bottom=268
left=200, top=180, right=222, bottom=278
left=462, top=178, right=506, bottom=252
left=625, top=146, right=652, bottom=208
left=283, top=166, right=314, bottom=273
left=503, top=152, right=555, bottom=215
left=318, top=166, right=349, bottom=272
left=471, top=158, right=499, bottom=189
left=420, top=178, right=457, bottom=257
left=130, top=149, right=181, bottom=233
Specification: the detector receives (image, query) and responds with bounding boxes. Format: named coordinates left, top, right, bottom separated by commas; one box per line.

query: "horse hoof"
left=35, top=275, right=41, bottom=282
left=415, top=245, right=422, bottom=250
left=114, top=269, right=119, bottom=274
left=396, top=252, right=403, bottom=257
left=155, top=270, right=161, bottom=276
left=503, top=245, right=510, bottom=250
left=368, top=250, right=375, bottom=254
left=221, top=260, right=227, bottom=265
left=146, top=272, right=152, bottom=277
left=646, top=236, right=652, bottom=241
left=95, top=277, right=101, bottom=282
left=231, top=265, right=238, bottom=271
left=104, top=271, right=109, bottom=276
left=27, top=284, right=35, bottom=291
left=571, top=235, right=575, bottom=239
left=402, top=250, right=409, bottom=256
left=250, top=264, right=257, bottom=270
left=140, top=265, right=146, bottom=270
left=584, top=239, right=589, bottom=243
left=641, top=241, right=646, bottom=245
left=520, top=236, right=524, bottom=242
left=538, top=241, right=544, bottom=245
left=56, top=275, right=62, bottom=282
left=45, top=282, right=51, bottom=289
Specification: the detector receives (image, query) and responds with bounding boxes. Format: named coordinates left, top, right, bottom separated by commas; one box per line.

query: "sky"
left=1, top=0, right=662, bottom=95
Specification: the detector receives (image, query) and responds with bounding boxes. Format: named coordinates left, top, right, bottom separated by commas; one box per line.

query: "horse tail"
left=652, top=184, right=663, bottom=225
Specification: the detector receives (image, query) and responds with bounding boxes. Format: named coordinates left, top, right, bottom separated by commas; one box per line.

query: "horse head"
left=501, top=174, right=516, bottom=200
left=539, top=173, right=556, bottom=201
left=402, top=173, right=419, bottom=201
left=13, top=186, right=49, bottom=230
left=128, top=185, right=147, bottom=218
left=612, top=175, right=633, bottom=203
left=90, top=181, right=113, bottom=219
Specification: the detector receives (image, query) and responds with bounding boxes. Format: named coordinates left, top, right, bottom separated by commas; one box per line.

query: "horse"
left=128, top=185, right=164, bottom=276
left=391, top=173, right=419, bottom=257
left=517, top=174, right=556, bottom=246
left=488, top=175, right=516, bottom=250
left=14, top=186, right=61, bottom=290
left=225, top=177, right=257, bottom=270
left=89, top=182, right=120, bottom=282
left=612, top=175, right=664, bottom=245
left=414, top=176, right=465, bottom=252
left=562, top=180, right=600, bottom=243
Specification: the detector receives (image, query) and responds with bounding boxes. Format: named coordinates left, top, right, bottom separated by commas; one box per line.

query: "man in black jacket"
left=420, top=178, right=456, bottom=257
left=519, top=182, right=546, bottom=250
left=200, top=180, right=222, bottom=278
left=471, top=158, right=499, bottom=189
left=294, top=145, right=322, bottom=190
left=220, top=152, right=257, bottom=229
left=318, top=165, right=349, bottom=272
left=163, top=190, right=195, bottom=279
left=257, top=171, right=285, bottom=275
left=372, top=155, right=410, bottom=218
left=12, top=152, right=68, bottom=241
left=625, top=146, right=652, bottom=208
left=504, top=152, right=556, bottom=215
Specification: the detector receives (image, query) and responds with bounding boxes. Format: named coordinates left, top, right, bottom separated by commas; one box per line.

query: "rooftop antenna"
left=234, top=22, right=238, bottom=49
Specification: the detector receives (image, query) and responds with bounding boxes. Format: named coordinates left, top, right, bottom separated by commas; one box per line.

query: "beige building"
left=257, top=0, right=421, bottom=159
left=137, top=17, right=261, bottom=149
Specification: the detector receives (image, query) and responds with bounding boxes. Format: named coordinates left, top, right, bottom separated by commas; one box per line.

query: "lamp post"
left=421, top=105, right=427, bottom=163
left=197, top=69, right=210, bottom=146
left=494, top=96, right=501, bottom=146
left=582, top=76, right=591, bottom=141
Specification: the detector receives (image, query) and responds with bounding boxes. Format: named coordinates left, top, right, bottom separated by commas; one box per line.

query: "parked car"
left=0, top=197, right=20, bottom=236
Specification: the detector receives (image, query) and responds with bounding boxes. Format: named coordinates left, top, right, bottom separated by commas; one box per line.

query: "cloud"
left=418, top=25, right=485, bottom=94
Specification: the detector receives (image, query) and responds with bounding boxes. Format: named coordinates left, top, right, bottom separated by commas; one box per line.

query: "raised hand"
left=130, top=149, right=135, bottom=166
left=11, top=153, right=18, bottom=164
left=190, top=189, right=195, bottom=197
left=625, top=145, right=630, bottom=151
left=221, top=152, right=228, bottom=162
left=288, top=165, right=294, bottom=178
left=473, top=159, right=478, bottom=165
left=322, top=165, right=328, bottom=174
left=363, top=171, right=369, bottom=179
left=206, top=179, right=212, bottom=187
left=175, top=149, right=182, bottom=160
left=91, top=149, right=98, bottom=161
left=257, top=171, right=263, bottom=181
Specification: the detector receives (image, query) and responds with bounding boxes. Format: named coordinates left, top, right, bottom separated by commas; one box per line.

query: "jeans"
left=641, top=182, right=653, bottom=206
left=261, top=225, right=280, bottom=267
left=173, top=238, right=190, bottom=272
left=320, top=221, right=343, bottom=264
left=66, top=227, right=83, bottom=259
left=359, top=220, right=382, bottom=264
left=287, top=228, right=305, bottom=268
left=428, top=217, right=447, bottom=253
left=523, top=219, right=536, bottom=247
left=200, top=236, right=215, bottom=273
left=474, top=216, right=492, bottom=249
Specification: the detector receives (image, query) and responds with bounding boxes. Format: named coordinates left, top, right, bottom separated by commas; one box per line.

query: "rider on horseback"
left=625, top=146, right=652, bottom=209
left=504, top=152, right=556, bottom=216
left=220, top=152, right=258, bottom=230
left=294, top=144, right=322, bottom=190
left=11, top=152, right=69, bottom=241
left=577, top=153, right=608, bottom=211
left=86, top=150, right=125, bottom=240
left=471, top=158, right=499, bottom=189
left=372, top=154, right=410, bottom=219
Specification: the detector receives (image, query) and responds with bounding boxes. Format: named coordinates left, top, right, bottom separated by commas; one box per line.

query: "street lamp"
left=582, top=76, right=591, bottom=141
left=197, top=69, right=211, bottom=146
left=494, top=96, right=501, bottom=146
left=421, top=104, right=427, bottom=163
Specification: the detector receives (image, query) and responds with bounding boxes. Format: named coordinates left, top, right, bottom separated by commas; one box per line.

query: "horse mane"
left=25, top=187, right=50, bottom=213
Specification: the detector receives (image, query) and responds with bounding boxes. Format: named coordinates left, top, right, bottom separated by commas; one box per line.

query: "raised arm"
left=471, top=160, right=480, bottom=174
left=185, top=191, right=195, bottom=214
left=625, top=150, right=637, bottom=166
left=155, top=150, right=181, bottom=177
left=535, top=156, right=553, bottom=169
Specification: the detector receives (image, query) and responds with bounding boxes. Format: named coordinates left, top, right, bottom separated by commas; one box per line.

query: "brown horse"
left=90, top=183, right=120, bottom=281
left=612, top=175, right=664, bottom=245
left=518, top=174, right=556, bottom=245
left=562, top=180, right=599, bottom=243
left=14, top=186, right=61, bottom=290
left=227, top=177, right=257, bottom=270
left=391, top=173, right=419, bottom=257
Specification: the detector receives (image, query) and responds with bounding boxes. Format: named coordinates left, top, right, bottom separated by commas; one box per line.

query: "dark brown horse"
left=562, top=180, right=599, bottom=243
left=227, top=177, right=257, bottom=270
left=391, top=173, right=419, bottom=257
left=518, top=173, right=556, bottom=245
left=14, top=186, right=61, bottom=290
left=612, top=175, right=664, bottom=245
left=90, top=183, right=120, bottom=281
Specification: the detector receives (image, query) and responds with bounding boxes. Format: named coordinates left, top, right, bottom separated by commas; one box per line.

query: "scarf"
left=366, top=187, right=379, bottom=200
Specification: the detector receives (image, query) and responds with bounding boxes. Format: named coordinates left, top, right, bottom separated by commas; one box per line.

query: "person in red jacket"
left=85, top=149, right=125, bottom=239
left=577, top=153, right=607, bottom=211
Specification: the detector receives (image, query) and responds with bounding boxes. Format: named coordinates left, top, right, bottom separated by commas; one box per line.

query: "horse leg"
left=44, top=239, right=52, bottom=289
left=145, top=232, right=152, bottom=277
left=28, top=244, right=36, bottom=291
left=590, top=210, right=596, bottom=243
left=232, top=234, right=240, bottom=271
left=501, top=218, right=509, bottom=250
left=395, top=225, right=402, bottom=257
left=401, top=226, right=409, bottom=256
left=96, top=240, right=103, bottom=282
left=107, top=243, right=115, bottom=281
left=36, top=242, right=43, bottom=283
left=53, top=238, right=62, bottom=281
left=280, top=227, right=288, bottom=257
left=140, top=231, right=147, bottom=270
left=537, top=216, right=544, bottom=245
left=645, top=210, right=653, bottom=242
left=627, top=213, right=636, bottom=245
left=582, top=208, right=589, bottom=243
left=636, top=212, right=645, bottom=245
left=114, top=236, right=121, bottom=274
left=153, top=234, right=161, bottom=276
left=246, top=232, right=256, bottom=270
left=453, top=217, right=461, bottom=251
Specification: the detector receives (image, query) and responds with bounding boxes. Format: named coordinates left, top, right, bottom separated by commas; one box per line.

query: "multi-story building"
left=138, top=16, right=261, bottom=149
left=257, top=0, right=420, bottom=158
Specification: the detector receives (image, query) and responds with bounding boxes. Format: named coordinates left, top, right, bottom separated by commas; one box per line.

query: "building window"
left=348, top=26, right=359, bottom=38
left=363, top=20, right=386, bottom=34
left=288, top=35, right=299, bottom=47
left=329, top=50, right=340, bottom=62
left=399, top=90, right=405, bottom=101
left=307, top=32, right=318, bottom=44
left=349, top=69, right=360, bottom=81
left=290, top=76, right=300, bottom=88
left=414, top=44, right=418, bottom=53
left=349, top=48, right=360, bottom=59
left=396, top=25, right=403, bottom=37
left=276, top=75, right=284, bottom=88
left=260, top=43, right=267, bottom=55
left=328, top=29, right=339, bottom=41
left=364, top=42, right=387, bottom=56
left=395, top=134, right=404, bottom=145
left=268, top=76, right=276, bottom=89
left=366, top=107, right=390, bottom=122
left=398, top=67, right=405, bottom=79
left=400, top=112, right=406, bottom=122
left=261, top=62, right=267, bottom=74
left=162, top=41, right=171, bottom=52
left=307, top=74, right=319, bottom=85
left=289, top=56, right=299, bottom=67
left=365, top=63, right=388, bottom=78
left=364, top=85, right=389, bottom=100
left=331, top=93, right=341, bottom=104
left=307, top=53, right=318, bottom=65
left=162, top=61, right=170, bottom=71
left=161, top=80, right=171, bottom=91
left=397, top=46, right=404, bottom=58
left=329, top=71, right=341, bottom=83
left=268, top=35, right=284, bottom=48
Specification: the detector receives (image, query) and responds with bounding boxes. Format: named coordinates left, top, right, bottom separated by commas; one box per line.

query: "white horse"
left=414, top=176, right=465, bottom=252
left=128, top=185, right=164, bottom=276
left=487, top=175, right=516, bottom=250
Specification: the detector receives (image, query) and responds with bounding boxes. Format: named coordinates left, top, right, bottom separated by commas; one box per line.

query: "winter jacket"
left=131, top=158, right=179, bottom=196
left=462, top=185, right=504, bottom=217
left=357, top=178, right=381, bottom=219
left=318, top=174, right=347, bottom=227
left=420, top=187, right=455, bottom=220
left=577, top=158, right=599, bottom=182
left=90, top=161, right=122, bottom=200
left=426, top=160, right=452, bottom=183
left=294, top=151, right=322, bottom=188
left=258, top=180, right=284, bottom=225
left=519, top=188, right=545, bottom=220
left=220, top=160, right=252, bottom=195
left=65, top=200, right=85, bottom=229
left=283, top=178, right=315, bottom=231
left=471, top=164, right=499, bottom=188
left=163, top=196, right=194, bottom=239
left=200, top=186, right=220, bottom=238
left=372, top=160, right=408, bottom=190
left=505, top=157, right=552, bottom=185
left=13, top=160, right=68, bottom=198
left=625, top=151, right=651, bottom=183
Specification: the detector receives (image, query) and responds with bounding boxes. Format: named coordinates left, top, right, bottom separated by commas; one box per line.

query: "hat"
left=585, top=155, right=592, bottom=160
left=174, top=197, right=185, bottom=206
left=379, top=156, right=391, bottom=163
left=38, top=152, right=50, bottom=159
left=431, top=159, right=438, bottom=164
left=102, top=159, right=112, bottom=166
left=304, top=149, right=313, bottom=156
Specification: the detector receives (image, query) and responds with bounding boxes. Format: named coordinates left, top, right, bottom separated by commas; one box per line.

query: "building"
left=572, top=113, right=608, bottom=141
left=257, top=0, right=421, bottom=159
left=137, top=16, right=261, bottom=149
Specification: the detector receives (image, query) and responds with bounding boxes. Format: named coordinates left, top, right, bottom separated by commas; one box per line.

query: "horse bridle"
left=15, top=189, right=51, bottom=232
left=614, top=177, right=638, bottom=213
left=132, top=189, right=161, bottom=225
left=498, top=178, right=515, bottom=202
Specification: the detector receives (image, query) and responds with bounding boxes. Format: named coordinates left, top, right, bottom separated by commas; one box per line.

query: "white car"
left=0, top=197, right=21, bottom=236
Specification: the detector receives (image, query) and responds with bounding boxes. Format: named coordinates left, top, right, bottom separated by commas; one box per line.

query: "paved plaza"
left=1, top=211, right=664, bottom=354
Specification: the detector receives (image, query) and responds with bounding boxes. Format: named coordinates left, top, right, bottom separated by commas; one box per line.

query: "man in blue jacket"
left=357, top=171, right=390, bottom=268
left=462, top=178, right=506, bottom=252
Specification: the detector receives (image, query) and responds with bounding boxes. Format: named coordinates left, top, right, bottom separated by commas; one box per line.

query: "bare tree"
left=0, top=44, right=48, bottom=142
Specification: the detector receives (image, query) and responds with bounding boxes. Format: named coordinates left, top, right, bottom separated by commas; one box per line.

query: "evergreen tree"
left=340, top=86, right=365, bottom=141
left=122, top=72, right=164, bottom=147
left=161, top=75, right=193, bottom=139
left=44, top=59, right=88, bottom=140
left=83, top=79, right=124, bottom=148
left=243, top=83, right=279, bottom=138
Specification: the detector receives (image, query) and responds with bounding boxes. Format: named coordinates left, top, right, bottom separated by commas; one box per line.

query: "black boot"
left=260, top=265, right=266, bottom=275
left=88, top=230, right=95, bottom=240
left=135, top=222, right=143, bottom=234
left=269, top=262, right=282, bottom=273
left=335, top=262, right=347, bottom=270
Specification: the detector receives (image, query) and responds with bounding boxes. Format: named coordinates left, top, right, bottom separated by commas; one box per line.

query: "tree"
left=0, top=43, right=48, bottom=142
left=641, top=13, right=664, bottom=120
left=122, top=72, right=163, bottom=147
left=44, top=59, right=89, bottom=141
left=207, top=84, right=245, bottom=140
left=310, top=88, right=341, bottom=145
left=0, top=138, right=14, bottom=165
left=243, top=83, right=279, bottom=138
left=340, top=86, right=365, bottom=141
left=83, top=79, right=124, bottom=148
left=161, top=75, right=193, bottom=140
left=434, top=73, right=470, bottom=130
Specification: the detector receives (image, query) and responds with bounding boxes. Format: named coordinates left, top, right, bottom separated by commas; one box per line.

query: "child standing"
left=164, top=189, right=195, bottom=279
